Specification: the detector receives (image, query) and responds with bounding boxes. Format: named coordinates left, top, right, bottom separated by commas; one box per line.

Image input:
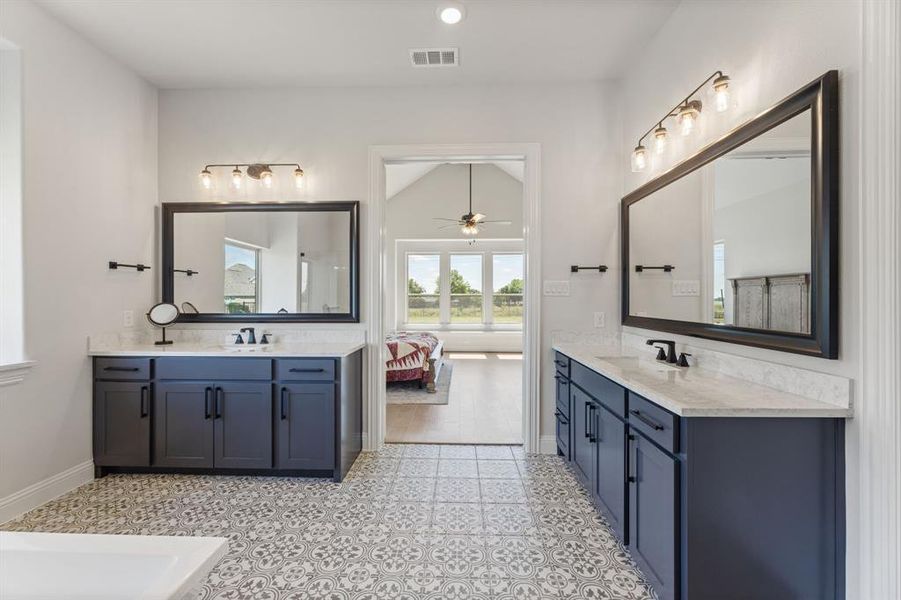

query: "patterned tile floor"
left=3, top=445, right=654, bottom=600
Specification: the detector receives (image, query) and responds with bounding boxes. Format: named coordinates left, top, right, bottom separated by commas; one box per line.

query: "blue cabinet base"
left=92, top=351, right=363, bottom=483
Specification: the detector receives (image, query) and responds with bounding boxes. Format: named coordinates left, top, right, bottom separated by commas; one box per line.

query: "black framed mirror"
left=622, top=71, right=838, bottom=358
left=162, top=201, right=360, bottom=323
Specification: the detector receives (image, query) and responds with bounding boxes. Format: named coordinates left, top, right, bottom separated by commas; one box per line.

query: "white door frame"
left=366, top=143, right=542, bottom=452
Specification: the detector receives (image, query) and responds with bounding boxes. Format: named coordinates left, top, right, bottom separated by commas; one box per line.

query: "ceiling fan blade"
left=472, top=213, right=486, bottom=222
left=436, top=224, right=460, bottom=230
left=480, top=220, right=513, bottom=225
left=433, top=217, right=463, bottom=222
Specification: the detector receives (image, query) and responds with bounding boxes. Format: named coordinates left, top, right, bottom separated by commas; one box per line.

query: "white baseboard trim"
left=0, top=460, right=94, bottom=525
left=538, top=435, right=558, bottom=455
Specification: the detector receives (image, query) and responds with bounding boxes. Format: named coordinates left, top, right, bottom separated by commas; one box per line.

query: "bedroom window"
left=493, top=254, right=524, bottom=324
left=449, top=254, right=482, bottom=323
left=407, top=254, right=440, bottom=323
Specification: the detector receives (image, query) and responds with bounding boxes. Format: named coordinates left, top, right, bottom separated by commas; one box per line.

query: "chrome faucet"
left=239, top=327, right=257, bottom=344
left=646, top=339, right=677, bottom=364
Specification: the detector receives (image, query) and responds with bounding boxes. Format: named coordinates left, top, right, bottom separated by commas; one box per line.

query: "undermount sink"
left=595, top=356, right=682, bottom=373
left=222, top=344, right=274, bottom=353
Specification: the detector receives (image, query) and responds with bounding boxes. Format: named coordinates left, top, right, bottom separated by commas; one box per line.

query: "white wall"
left=0, top=0, right=157, bottom=520
left=159, top=82, right=622, bottom=447
left=619, top=0, right=862, bottom=592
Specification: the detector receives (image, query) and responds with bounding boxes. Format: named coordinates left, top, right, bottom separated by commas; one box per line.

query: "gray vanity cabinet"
left=153, top=382, right=215, bottom=468
left=276, top=383, right=336, bottom=470
left=214, top=382, right=272, bottom=469
left=628, top=429, right=679, bottom=600
left=93, top=381, right=151, bottom=467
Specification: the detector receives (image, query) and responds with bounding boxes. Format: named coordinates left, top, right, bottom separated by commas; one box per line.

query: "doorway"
left=367, top=144, right=541, bottom=452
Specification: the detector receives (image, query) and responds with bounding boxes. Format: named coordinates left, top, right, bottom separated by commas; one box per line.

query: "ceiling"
left=386, top=160, right=523, bottom=199
left=35, top=0, right=679, bottom=89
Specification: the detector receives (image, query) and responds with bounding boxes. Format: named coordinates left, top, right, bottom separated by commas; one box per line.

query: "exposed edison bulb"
left=200, top=168, right=212, bottom=189
left=294, top=168, right=304, bottom=189
left=653, top=125, right=668, bottom=155
left=631, top=145, right=647, bottom=172
left=679, top=101, right=701, bottom=136
left=231, top=167, right=243, bottom=189
left=713, top=74, right=731, bottom=112
left=260, top=168, right=273, bottom=188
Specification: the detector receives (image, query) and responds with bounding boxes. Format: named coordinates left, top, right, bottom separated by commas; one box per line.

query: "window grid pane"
left=493, top=254, right=524, bottom=324
left=407, top=254, right=440, bottom=323
left=224, top=243, right=258, bottom=314
left=450, top=254, right=482, bottom=323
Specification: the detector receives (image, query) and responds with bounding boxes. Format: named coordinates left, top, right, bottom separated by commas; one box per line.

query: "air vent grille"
left=410, top=48, right=459, bottom=67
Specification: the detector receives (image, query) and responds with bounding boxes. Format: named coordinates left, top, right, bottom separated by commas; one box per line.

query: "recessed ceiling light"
left=437, top=3, right=465, bottom=25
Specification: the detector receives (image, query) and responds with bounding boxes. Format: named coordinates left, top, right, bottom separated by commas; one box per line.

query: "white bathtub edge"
left=0, top=460, right=94, bottom=525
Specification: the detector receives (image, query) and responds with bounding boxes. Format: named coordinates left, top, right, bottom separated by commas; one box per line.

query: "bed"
left=385, top=331, right=445, bottom=393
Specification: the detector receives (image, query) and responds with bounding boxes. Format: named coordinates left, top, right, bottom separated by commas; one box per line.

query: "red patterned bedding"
left=385, top=331, right=440, bottom=383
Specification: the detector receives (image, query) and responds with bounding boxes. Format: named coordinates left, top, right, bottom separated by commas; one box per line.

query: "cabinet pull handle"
left=584, top=402, right=591, bottom=439
left=628, top=476, right=636, bottom=483
left=630, top=409, right=664, bottom=431
left=280, top=387, right=288, bottom=420
left=204, top=387, right=212, bottom=419
left=104, top=366, right=140, bottom=372
left=555, top=360, right=567, bottom=368
left=140, top=386, right=149, bottom=417
left=289, top=367, right=325, bottom=373
left=554, top=409, right=568, bottom=425
left=215, top=387, right=223, bottom=419
left=588, top=406, right=597, bottom=443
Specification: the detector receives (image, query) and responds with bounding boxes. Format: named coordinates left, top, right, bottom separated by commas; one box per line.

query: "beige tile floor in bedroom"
left=387, top=353, right=523, bottom=444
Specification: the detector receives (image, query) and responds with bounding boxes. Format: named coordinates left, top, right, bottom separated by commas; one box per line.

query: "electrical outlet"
left=593, top=312, right=606, bottom=328
left=543, top=280, right=570, bottom=296
left=122, top=310, right=134, bottom=328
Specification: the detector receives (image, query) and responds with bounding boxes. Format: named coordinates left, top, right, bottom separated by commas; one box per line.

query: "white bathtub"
left=0, top=531, right=227, bottom=600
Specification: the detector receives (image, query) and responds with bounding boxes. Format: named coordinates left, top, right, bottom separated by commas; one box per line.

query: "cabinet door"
left=213, top=383, right=273, bottom=469
left=154, top=382, right=215, bottom=468
left=276, top=383, right=336, bottom=470
left=595, top=406, right=627, bottom=542
left=570, top=386, right=596, bottom=489
left=94, top=381, right=151, bottom=466
left=628, top=431, right=679, bottom=600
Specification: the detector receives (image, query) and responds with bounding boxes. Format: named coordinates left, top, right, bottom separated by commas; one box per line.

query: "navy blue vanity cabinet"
left=553, top=354, right=571, bottom=459
left=628, top=428, right=679, bottom=600
left=570, top=385, right=598, bottom=490
left=153, top=382, right=215, bottom=468
left=93, top=379, right=151, bottom=469
left=594, top=403, right=628, bottom=541
left=213, top=382, right=272, bottom=469
left=276, top=382, right=336, bottom=471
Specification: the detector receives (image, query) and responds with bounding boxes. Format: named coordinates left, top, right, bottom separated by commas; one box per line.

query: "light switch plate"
left=122, top=310, right=134, bottom=328
left=672, top=280, right=701, bottom=297
left=543, top=280, right=570, bottom=296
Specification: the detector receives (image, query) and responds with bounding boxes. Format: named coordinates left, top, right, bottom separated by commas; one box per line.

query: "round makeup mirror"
left=146, top=302, right=179, bottom=345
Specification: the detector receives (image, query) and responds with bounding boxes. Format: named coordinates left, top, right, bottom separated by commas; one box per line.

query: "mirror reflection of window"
left=224, top=242, right=260, bottom=314
left=712, top=241, right=726, bottom=324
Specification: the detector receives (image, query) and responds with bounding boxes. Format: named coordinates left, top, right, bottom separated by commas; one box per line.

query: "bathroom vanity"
left=552, top=343, right=849, bottom=600
left=89, top=342, right=364, bottom=482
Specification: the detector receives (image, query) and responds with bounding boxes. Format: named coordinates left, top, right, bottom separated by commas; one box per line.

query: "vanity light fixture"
left=629, top=70, right=733, bottom=171
left=199, top=163, right=305, bottom=190
left=653, top=124, right=668, bottom=154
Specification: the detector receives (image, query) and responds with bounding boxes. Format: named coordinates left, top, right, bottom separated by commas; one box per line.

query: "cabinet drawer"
left=156, top=357, right=272, bottom=381
left=628, top=392, right=679, bottom=454
left=571, top=361, right=626, bottom=418
left=554, top=373, right=570, bottom=418
left=94, top=357, right=151, bottom=380
left=553, top=352, right=570, bottom=377
left=276, top=359, right=336, bottom=381
left=555, top=409, right=570, bottom=459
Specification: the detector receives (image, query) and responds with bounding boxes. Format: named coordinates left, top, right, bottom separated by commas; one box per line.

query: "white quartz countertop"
left=88, top=340, right=366, bottom=358
left=553, top=343, right=852, bottom=418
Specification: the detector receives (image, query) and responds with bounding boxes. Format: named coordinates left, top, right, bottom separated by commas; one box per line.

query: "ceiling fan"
left=434, top=163, right=513, bottom=235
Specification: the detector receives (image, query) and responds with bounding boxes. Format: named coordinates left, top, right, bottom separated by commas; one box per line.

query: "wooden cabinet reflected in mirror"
left=622, top=71, right=838, bottom=358
left=162, top=202, right=359, bottom=323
